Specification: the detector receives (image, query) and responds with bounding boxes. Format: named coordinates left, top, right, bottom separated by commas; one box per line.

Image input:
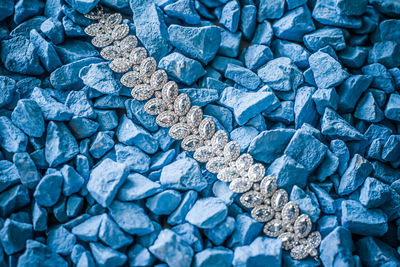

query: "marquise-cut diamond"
left=294, top=214, right=312, bottom=238
left=240, top=191, right=263, bottom=208
left=130, top=47, right=147, bottom=64
left=290, top=245, right=308, bottom=260
left=162, top=81, right=179, bottom=103
left=198, top=118, right=215, bottom=140
left=260, top=175, right=277, bottom=197
left=109, top=57, right=132, bottom=72
left=84, top=23, right=106, bottom=36
left=106, top=13, right=122, bottom=26
left=206, top=157, right=225, bottom=173
left=229, top=178, right=253, bottom=193
left=150, top=70, right=168, bottom=90
left=174, top=94, right=191, bottom=116
left=307, top=232, right=322, bottom=248
left=92, top=34, right=114, bottom=47
left=217, top=167, right=239, bottom=182
left=100, top=45, right=120, bottom=60
left=263, top=219, right=284, bottom=237
left=144, top=98, right=164, bottom=115
left=186, top=106, right=203, bottom=127
left=112, top=23, right=129, bottom=40
left=131, top=84, right=154, bottom=101
left=119, top=35, right=138, bottom=52
left=169, top=123, right=190, bottom=140
left=223, top=141, right=240, bottom=161
left=271, top=189, right=288, bottom=211
left=193, top=146, right=214, bottom=163
left=156, top=111, right=178, bottom=128
left=211, top=130, right=228, bottom=150
left=140, top=57, right=157, bottom=76
left=251, top=205, right=275, bottom=222
left=247, top=163, right=265, bottom=182
left=181, top=135, right=203, bottom=151
left=279, top=232, right=296, bottom=250
left=235, top=153, right=253, bottom=172
left=120, top=71, right=141, bottom=87
left=281, top=201, right=299, bottom=224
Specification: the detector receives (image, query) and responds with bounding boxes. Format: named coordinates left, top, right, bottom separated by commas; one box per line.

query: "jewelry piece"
left=83, top=7, right=321, bottom=260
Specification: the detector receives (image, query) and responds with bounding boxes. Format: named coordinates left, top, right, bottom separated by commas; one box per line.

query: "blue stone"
left=310, top=183, right=336, bottom=214
left=338, top=154, right=373, bottom=196
left=40, top=17, right=64, bottom=44
left=384, top=93, right=400, bottom=122
left=1, top=36, right=44, bottom=75
left=51, top=57, right=103, bottom=91
left=127, top=244, right=155, bottom=267
left=194, top=247, right=233, bottom=267
left=30, top=87, right=73, bottom=121
left=312, top=0, right=362, bottom=28
left=294, top=86, right=318, bottom=128
left=10, top=16, right=46, bottom=37
left=160, top=157, right=207, bottom=192
left=228, top=214, right=263, bottom=247
left=115, top=144, right=151, bottom=174
left=149, top=229, right=194, bottom=267
left=272, top=6, right=315, bottom=41
left=56, top=39, right=99, bottom=64
left=171, top=223, right=203, bottom=252
left=18, top=240, right=68, bottom=266
left=98, top=214, right=133, bottom=249
left=212, top=180, right=235, bottom=205
left=79, top=62, right=123, bottom=95
left=93, top=95, right=126, bottom=109
left=309, top=50, right=349, bottom=89
left=150, top=149, right=175, bottom=171
left=240, top=5, right=257, bottom=40
left=219, top=0, right=240, bottom=32
left=167, top=190, right=198, bottom=225
left=362, top=63, right=395, bottom=93
left=317, top=215, right=338, bottom=237
left=0, top=0, right=13, bottom=21
left=32, top=201, right=47, bottom=231
left=0, top=219, right=33, bottom=255
left=0, top=185, right=30, bottom=217
left=0, top=76, right=16, bottom=108
left=90, top=242, right=127, bottom=267
left=116, top=115, right=158, bottom=154
left=286, top=0, right=307, bottom=10
left=251, top=21, right=273, bottom=46
left=146, top=190, right=181, bottom=215
left=168, top=25, right=220, bottom=64
left=45, top=121, right=79, bottom=167
left=219, top=86, right=280, bottom=125
left=248, top=129, right=295, bottom=164
left=337, top=75, right=372, bottom=112
left=0, top=116, right=27, bottom=153
left=164, top=0, right=200, bottom=24
left=257, top=57, right=303, bottom=92
left=218, top=30, right=241, bottom=57
left=158, top=52, right=206, bottom=85
left=60, top=164, right=85, bottom=196
left=109, top=200, right=154, bottom=235
left=225, top=64, right=260, bottom=90
left=267, top=155, right=308, bottom=192
left=211, top=56, right=243, bottom=73
left=341, top=200, right=388, bottom=236
left=271, top=39, right=310, bottom=69
left=62, top=17, right=86, bottom=37
left=68, top=117, right=99, bottom=139
left=230, top=126, right=259, bottom=153
left=186, top=197, right=227, bottom=229
left=204, top=216, right=235, bottom=246
left=87, top=158, right=128, bottom=207
left=65, top=90, right=95, bottom=119
left=315, top=150, right=339, bottom=182
left=47, top=226, right=76, bottom=256
left=290, top=185, right=321, bottom=222
left=368, top=41, right=400, bottom=68
left=338, top=46, right=369, bottom=69
left=89, top=131, right=115, bottom=159
left=379, top=19, right=400, bottom=43
left=64, top=0, right=100, bottom=14
left=321, top=108, right=365, bottom=141
left=14, top=0, right=44, bottom=24
left=320, top=226, right=355, bottom=267
left=11, top=99, right=45, bottom=138
left=244, top=44, right=273, bottom=71
left=382, top=135, right=400, bottom=162
left=13, top=152, right=41, bottom=189
left=232, top=237, right=282, bottom=267
left=354, top=92, right=384, bottom=122
left=357, top=236, right=400, bottom=266
left=66, top=195, right=84, bottom=217
left=72, top=214, right=103, bottom=242
left=95, top=110, right=118, bottom=131
left=0, top=160, right=20, bottom=193
left=303, top=28, right=346, bottom=52
left=312, top=88, right=339, bottom=115
left=359, top=177, right=390, bottom=208
left=29, top=29, right=62, bottom=72
left=33, top=171, right=63, bottom=207
left=258, top=0, right=285, bottom=21
left=180, top=88, right=219, bottom=107
left=131, top=1, right=171, bottom=61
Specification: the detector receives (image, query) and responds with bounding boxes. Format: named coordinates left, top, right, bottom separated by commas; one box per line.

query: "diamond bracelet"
left=83, top=6, right=321, bottom=261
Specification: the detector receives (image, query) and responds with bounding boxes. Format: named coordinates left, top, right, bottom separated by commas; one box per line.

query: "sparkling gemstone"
left=290, top=245, right=308, bottom=260
left=281, top=202, right=299, bottom=224
left=198, top=118, right=215, bottom=140
left=186, top=106, right=203, bottom=127
left=106, top=13, right=122, bottom=26
left=144, top=98, right=165, bottom=115
left=112, top=23, right=129, bottom=40
left=217, top=167, right=239, bottom=182
left=84, top=23, right=106, bottom=36
left=206, top=157, right=225, bottom=173
left=247, top=164, right=265, bottom=182
left=240, top=191, right=263, bottom=208
left=223, top=141, right=240, bottom=161
left=150, top=70, right=168, bottom=90
left=193, top=146, right=214, bottom=163
left=84, top=8, right=103, bottom=20
left=174, top=94, right=191, bottom=116
left=109, top=57, right=132, bottom=72
left=181, top=135, right=203, bottom=151
left=119, top=35, right=138, bottom=52
left=131, top=84, right=154, bottom=101
left=271, top=189, right=288, bottom=211
left=140, top=57, right=157, bottom=76
left=211, top=130, right=228, bottom=150
left=120, top=71, right=141, bottom=87
left=169, top=123, right=190, bottom=140
left=229, top=178, right=253, bottom=193
left=263, top=219, right=284, bottom=237
left=307, top=232, right=322, bottom=248
left=235, top=154, right=253, bottom=172
left=279, top=232, right=296, bottom=250
left=156, top=111, right=178, bottom=128
left=130, top=47, right=147, bottom=64
left=92, top=34, right=114, bottom=47
left=100, top=45, right=120, bottom=60
left=260, top=175, right=277, bottom=197
left=162, top=81, right=179, bottom=103
left=294, top=214, right=312, bottom=238
left=251, top=205, right=275, bottom=222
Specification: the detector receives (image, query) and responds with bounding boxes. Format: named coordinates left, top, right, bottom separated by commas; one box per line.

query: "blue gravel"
left=0, top=0, right=400, bottom=266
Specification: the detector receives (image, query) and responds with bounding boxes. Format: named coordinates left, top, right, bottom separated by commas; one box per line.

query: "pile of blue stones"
left=0, top=0, right=400, bottom=266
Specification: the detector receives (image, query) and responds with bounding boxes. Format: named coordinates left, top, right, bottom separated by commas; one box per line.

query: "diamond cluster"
left=84, top=8, right=321, bottom=260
